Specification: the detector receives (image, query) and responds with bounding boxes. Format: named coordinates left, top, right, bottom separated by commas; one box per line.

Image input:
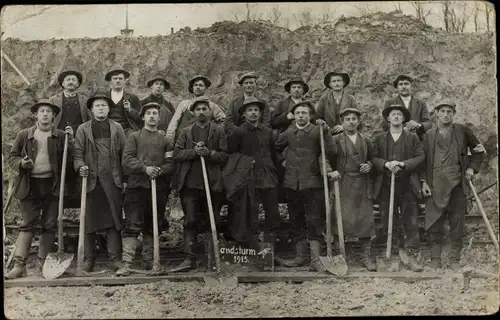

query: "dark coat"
left=7, top=125, right=74, bottom=200
left=173, top=122, right=228, bottom=192
left=73, top=119, right=127, bottom=193
left=106, top=89, right=143, bottom=131
left=315, top=90, right=356, bottom=129
left=140, top=94, right=176, bottom=131
left=49, top=92, right=93, bottom=129
left=382, top=95, right=433, bottom=134
left=225, top=95, right=271, bottom=133
left=275, top=123, right=337, bottom=190
left=371, top=130, right=424, bottom=200
left=271, top=96, right=299, bottom=135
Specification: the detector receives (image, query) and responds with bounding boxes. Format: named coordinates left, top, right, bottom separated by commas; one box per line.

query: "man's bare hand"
left=145, top=166, right=161, bottom=178
left=421, top=181, right=432, bottom=197
left=21, top=156, right=34, bottom=169
left=327, top=171, right=341, bottom=181
left=359, top=162, right=371, bottom=174
left=79, top=165, right=89, bottom=177
left=332, top=125, right=344, bottom=134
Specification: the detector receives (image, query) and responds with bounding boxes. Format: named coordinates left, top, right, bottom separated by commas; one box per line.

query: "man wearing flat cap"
left=116, top=102, right=176, bottom=276
left=105, top=68, right=142, bottom=136
left=225, top=72, right=271, bottom=134
left=74, top=89, right=127, bottom=272
left=420, top=101, right=485, bottom=270
left=166, top=75, right=226, bottom=146
left=140, top=74, right=176, bottom=134
left=315, top=71, right=357, bottom=135
left=6, top=100, right=75, bottom=279
left=382, top=75, right=433, bottom=138
left=372, top=104, right=425, bottom=272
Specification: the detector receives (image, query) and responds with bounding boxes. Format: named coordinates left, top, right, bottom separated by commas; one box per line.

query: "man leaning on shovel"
left=6, top=100, right=74, bottom=279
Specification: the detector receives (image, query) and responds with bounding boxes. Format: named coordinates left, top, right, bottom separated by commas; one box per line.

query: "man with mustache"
left=140, top=74, right=176, bottom=135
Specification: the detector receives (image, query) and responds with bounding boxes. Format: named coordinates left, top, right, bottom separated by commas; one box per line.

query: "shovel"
left=4, top=178, right=21, bottom=270
left=376, top=172, right=400, bottom=272
left=468, top=180, right=499, bottom=252
left=200, top=156, right=237, bottom=288
left=318, top=125, right=347, bottom=276
left=43, top=133, right=74, bottom=280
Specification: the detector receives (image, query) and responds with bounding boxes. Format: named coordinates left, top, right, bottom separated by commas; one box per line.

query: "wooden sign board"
left=217, top=240, right=274, bottom=271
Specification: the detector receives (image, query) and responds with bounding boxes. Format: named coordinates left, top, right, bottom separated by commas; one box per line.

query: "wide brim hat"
left=290, top=100, right=314, bottom=114
left=105, top=69, right=131, bottom=81
left=30, top=99, right=61, bottom=116
left=189, top=96, right=211, bottom=112
left=324, top=72, right=350, bottom=89
left=139, top=102, right=161, bottom=117
left=382, top=104, right=411, bottom=123
left=434, top=101, right=456, bottom=113
left=238, top=72, right=258, bottom=85
left=340, top=108, right=362, bottom=118
left=188, top=75, right=211, bottom=93
left=86, top=91, right=115, bottom=109
left=239, top=97, right=265, bottom=116
left=285, top=77, right=309, bottom=94
left=57, top=70, right=83, bottom=87
left=393, top=74, right=413, bottom=88
left=147, top=74, right=171, bottom=89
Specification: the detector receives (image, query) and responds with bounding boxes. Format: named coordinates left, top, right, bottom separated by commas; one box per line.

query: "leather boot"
left=170, top=229, right=196, bottom=273
left=430, top=258, right=442, bottom=269
left=359, top=240, right=376, bottom=271
left=107, top=228, right=122, bottom=272
left=309, top=240, right=324, bottom=272
left=36, top=232, right=56, bottom=276
left=281, top=240, right=308, bottom=267
left=141, top=234, right=153, bottom=270
left=401, top=249, right=424, bottom=272
left=449, top=243, right=462, bottom=271
left=5, top=231, right=33, bottom=279
left=116, top=236, right=137, bottom=276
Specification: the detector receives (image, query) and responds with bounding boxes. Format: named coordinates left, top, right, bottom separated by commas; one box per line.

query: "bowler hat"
left=238, top=72, right=258, bottom=85
left=30, top=99, right=61, bottom=116
left=393, top=75, right=413, bottom=88
left=239, top=97, right=265, bottom=116
left=285, top=77, right=309, bottom=94
left=290, top=100, right=314, bottom=114
left=189, top=96, right=211, bottom=112
left=147, top=74, right=171, bottom=89
left=340, top=108, right=362, bottom=118
left=105, top=68, right=131, bottom=81
left=324, top=71, right=350, bottom=89
left=188, top=75, right=211, bottom=94
left=382, top=104, right=411, bottom=123
left=140, top=102, right=161, bottom=117
left=57, top=70, right=83, bottom=87
left=86, top=89, right=115, bottom=109
left=434, top=101, right=456, bottom=113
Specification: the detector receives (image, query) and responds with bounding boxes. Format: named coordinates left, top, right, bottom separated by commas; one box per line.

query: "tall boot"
left=402, top=248, right=424, bottom=272
left=170, top=229, right=196, bottom=272
left=359, top=238, right=376, bottom=271
left=116, top=236, right=137, bottom=276
left=107, top=228, right=122, bottom=272
left=449, top=243, right=463, bottom=271
left=36, top=232, right=56, bottom=276
left=5, top=231, right=34, bottom=279
left=429, top=236, right=443, bottom=270
left=281, top=240, right=308, bottom=267
left=83, top=232, right=96, bottom=272
left=309, top=240, right=324, bottom=272
left=141, top=234, right=154, bottom=271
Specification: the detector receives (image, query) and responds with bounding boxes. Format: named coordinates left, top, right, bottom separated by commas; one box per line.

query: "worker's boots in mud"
left=106, top=228, right=122, bottom=272
left=281, top=240, right=309, bottom=267
left=401, top=249, right=424, bottom=272
left=170, top=231, right=196, bottom=273
left=430, top=258, right=442, bottom=269
left=358, top=238, right=376, bottom=272
left=429, top=242, right=443, bottom=270
left=448, top=245, right=462, bottom=271
left=116, top=237, right=137, bottom=277
left=141, top=235, right=154, bottom=271
left=309, top=240, right=325, bottom=272
left=5, top=231, right=33, bottom=279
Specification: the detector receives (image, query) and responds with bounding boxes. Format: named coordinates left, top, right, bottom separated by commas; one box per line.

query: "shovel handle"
left=151, top=178, right=161, bottom=271
left=468, top=180, right=499, bottom=252
left=201, top=156, right=221, bottom=272
left=333, top=180, right=346, bottom=258
left=319, top=125, right=333, bottom=257
left=386, top=172, right=396, bottom=259
left=57, top=133, right=69, bottom=253
left=77, top=176, right=87, bottom=276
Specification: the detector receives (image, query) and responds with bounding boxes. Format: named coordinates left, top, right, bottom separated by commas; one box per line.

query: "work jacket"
left=49, top=92, right=93, bottom=129
left=382, top=95, right=433, bottom=135
left=225, top=95, right=271, bottom=134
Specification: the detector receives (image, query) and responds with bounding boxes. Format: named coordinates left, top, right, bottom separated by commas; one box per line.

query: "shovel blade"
left=319, top=255, right=348, bottom=276
left=376, top=257, right=400, bottom=272
left=42, top=253, right=74, bottom=280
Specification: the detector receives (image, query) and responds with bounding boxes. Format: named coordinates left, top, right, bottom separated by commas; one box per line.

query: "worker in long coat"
left=225, top=72, right=271, bottom=134
left=315, top=71, right=356, bottom=135
left=372, top=104, right=425, bottom=272
left=420, top=101, right=485, bottom=270
left=165, top=75, right=226, bottom=145
left=275, top=101, right=337, bottom=271
left=74, top=89, right=127, bottom=272
left=140, top=74, right=176, bottom=134
left=104, top=68, right=142, bottom=136
left=329, top=108, right=376, bottom=271
left=5, top=101, right=74, bottom=279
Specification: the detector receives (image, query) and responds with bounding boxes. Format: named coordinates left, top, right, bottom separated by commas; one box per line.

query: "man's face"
left=242, top=78, right=256, bottom=94
left=192, top=80, right=206, bottom=97
left=244, top=105, right=261, bottom=123
left=110, top=73, right=126, bottom=90
left=143, top=108, right=160, bottom=126
left=290, top=83, right=304, bottom=98
left=342, top=113, right=360, bottom=133
left=397, top=80, right=412, bottom=97
left=193, top=103, right=211, bottom=122
left=62, top=75, right=79, bottom=91
left=35, top=105, right=55, bottom=125
left=151, top=80, right=165, bottom=96
left=437, top=106, right=455, bottom=125
left=388, top=109, right=404, bottom=126
left=91, top=99, right=110, bottom=119
left=329, top=75, right=344, bottom=91
left=294, top=106, right=310, bottom=126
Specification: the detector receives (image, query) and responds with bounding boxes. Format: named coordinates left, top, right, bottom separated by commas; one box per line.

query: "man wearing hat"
left=116, top=102, right=176, bottom=276
left=74, top=89, right=127, bottom=272
left=105, top=68, right=142, bottom=136
left=166, top=75, right=226, bottom=145
left=140, top=74, right=176, bottom=134
left=6, top=100, right=75, bottom=279
left=227, top=97, right=281, bottom=244
left=372, top=104, right=425, bottom=272
left=275, top=100, right=337, bottom=271
left=315, top=71, right=356, bottom=135
left=225, top=72, right=271, bottom=134
left=329, top=108, right=376, bottom=271
left=420, top=101, right=485, bottom=270
left=170, top=96, right=228, bottom=272
left=382, top=75, right=433, bottom=137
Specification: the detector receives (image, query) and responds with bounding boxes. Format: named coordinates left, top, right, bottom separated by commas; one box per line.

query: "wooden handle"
left=386, top=172, right=396, bottom=259
left=151, top=178, right=161, bottom=270
left=201, top=156, right=221, bottom=272
left=319, top=125, right=333, bottom=258
left=468, top=180, right=499, bottom=252
left=1, top=49, right=31, bottom=85
left=57, top=133, right=69, bottom=254
left=333, top=180, right=345, bottom=258
left=77, top=176, right=87, bottom=276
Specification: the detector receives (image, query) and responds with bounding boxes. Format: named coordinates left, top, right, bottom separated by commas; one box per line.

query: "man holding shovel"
left=171, top=96, right=228, bottom=272
left=116, top=102, right=176, bottom=276
left=6, top=100, right=74, bottom=279
left=74, top=89, right=127, bottom=272
left=372, top=104, right=425, bottom=272
left=420, top=101, right=485, bottom=270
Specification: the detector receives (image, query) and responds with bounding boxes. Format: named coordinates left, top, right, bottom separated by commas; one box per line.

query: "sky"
left=0, top=2, right=494, bottom=40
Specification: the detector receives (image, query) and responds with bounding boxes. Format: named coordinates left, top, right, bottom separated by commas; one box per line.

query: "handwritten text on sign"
left=218, top=241, right=274, bottom=271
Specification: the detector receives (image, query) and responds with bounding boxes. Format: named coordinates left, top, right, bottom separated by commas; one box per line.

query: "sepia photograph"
left=1, top=1, right=498, bottom=318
